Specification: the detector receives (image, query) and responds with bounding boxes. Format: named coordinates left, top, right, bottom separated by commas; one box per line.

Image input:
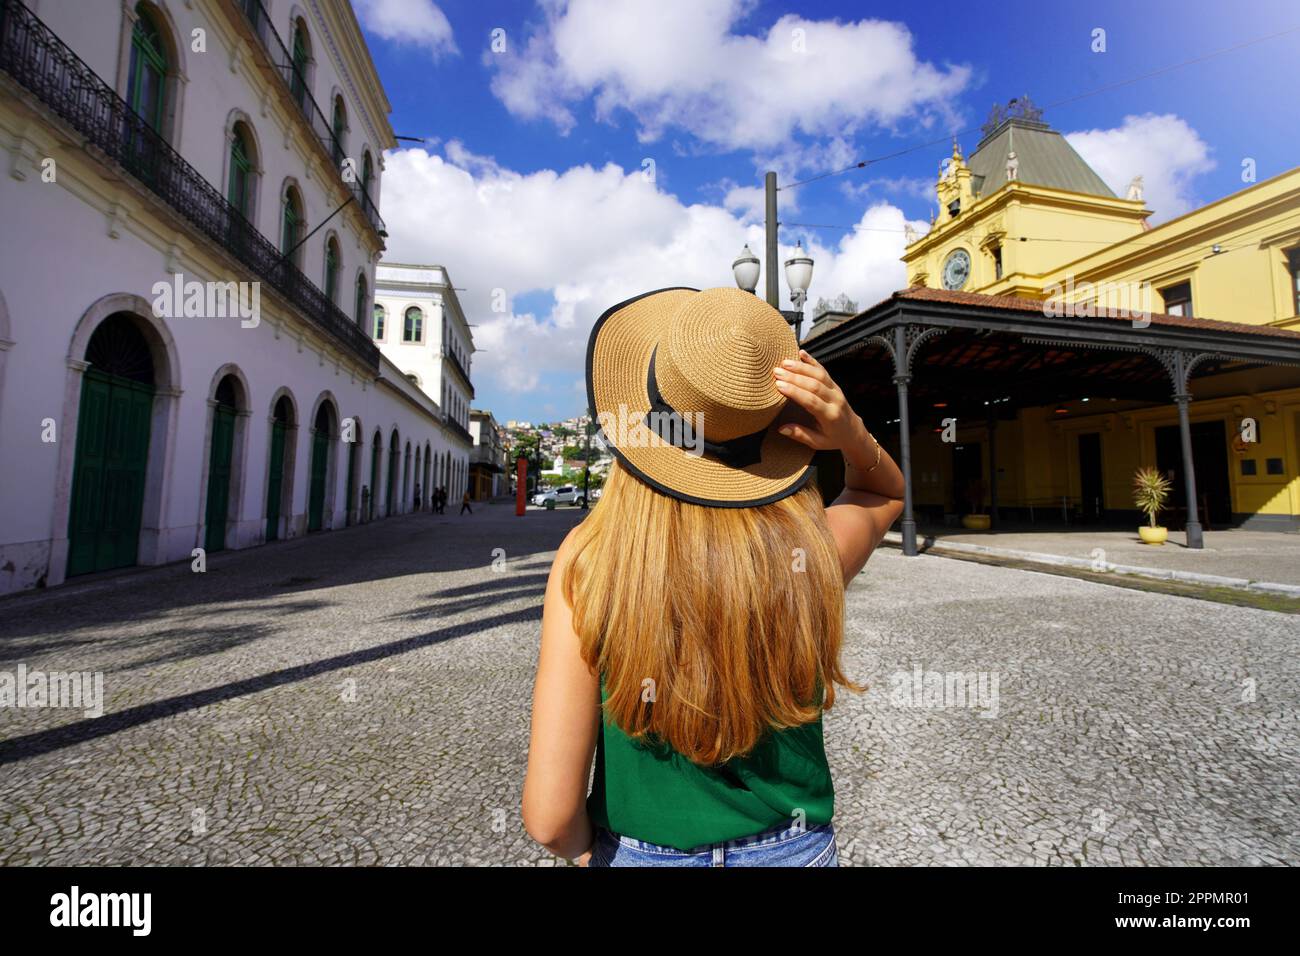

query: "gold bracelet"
left=846, top=431, right=882, bottom=473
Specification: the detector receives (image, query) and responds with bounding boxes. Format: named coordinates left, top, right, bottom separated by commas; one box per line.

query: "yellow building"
left=806, top=100, right=1300, bottom=549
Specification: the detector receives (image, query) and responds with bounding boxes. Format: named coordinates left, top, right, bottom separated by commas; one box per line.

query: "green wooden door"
left=266, top=420, right=286, bottom=540
left=345, top=441, right=356, bottom=526
left=204, top=405, right=236, bottom=552
left=307, top=429, right=328, bottom=531
left=387, top=444, right=398, bottom=516
left=67, top=370, right=154, bottom=577
left=369, top=441, right=380, bottom=520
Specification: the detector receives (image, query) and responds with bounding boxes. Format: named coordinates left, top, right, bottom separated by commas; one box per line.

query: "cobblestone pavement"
left=1, top=503, right=1296, bottom=865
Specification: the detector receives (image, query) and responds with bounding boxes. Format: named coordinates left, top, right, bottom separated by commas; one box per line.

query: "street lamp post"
left=732, top=244, right=761, bottom=295
left=732, top=171, right=814, bottom=341
left=784, top=240, right=814, bottom=343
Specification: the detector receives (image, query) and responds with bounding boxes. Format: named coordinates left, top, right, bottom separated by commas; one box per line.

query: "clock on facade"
left=942, top=249, right=971, bottom=290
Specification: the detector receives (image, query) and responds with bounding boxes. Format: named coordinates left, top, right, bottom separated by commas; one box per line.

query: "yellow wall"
left=1034, top=169, right=1300, bottom=329
left=911, top=387, right=1300, bottom=523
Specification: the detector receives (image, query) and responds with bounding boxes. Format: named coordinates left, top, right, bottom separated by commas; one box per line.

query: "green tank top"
left=586, top=678, right=834, bottom=851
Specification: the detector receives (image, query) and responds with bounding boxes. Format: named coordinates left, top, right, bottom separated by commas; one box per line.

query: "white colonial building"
left=0, top=0, right=467, bottom=595
left=371, top=262, right=475, bottom=501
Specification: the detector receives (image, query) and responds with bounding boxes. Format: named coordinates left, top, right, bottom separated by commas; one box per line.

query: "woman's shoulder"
left=555, top=525, right=582, bottom=565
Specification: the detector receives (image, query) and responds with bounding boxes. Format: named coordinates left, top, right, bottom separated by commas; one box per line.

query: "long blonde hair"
left=562, top=460, right=861, bottom=766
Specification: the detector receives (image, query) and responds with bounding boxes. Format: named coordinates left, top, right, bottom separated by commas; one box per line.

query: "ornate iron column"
left=1144, top=348, right=1227, bottom=550
left=987, top=404, right=998, bottom=526
left=867, top=324, right=945, bottom=556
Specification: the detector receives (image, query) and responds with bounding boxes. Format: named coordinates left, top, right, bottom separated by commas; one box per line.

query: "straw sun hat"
left=585, top=286, right=817, bottom=507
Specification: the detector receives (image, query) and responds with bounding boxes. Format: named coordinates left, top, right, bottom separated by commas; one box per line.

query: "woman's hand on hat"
left=771, top=350, right=865, bottom=452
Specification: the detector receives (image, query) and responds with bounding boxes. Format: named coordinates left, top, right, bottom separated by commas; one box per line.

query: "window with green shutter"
left=290, top=21, right=309, bottom=109
left=127, top=5, right=167, bottom=133
left=332, top=95, right=346, bottom=168
left=281, top=189, right=301, bottom=259
left=355, top=274, right=368, bottom=326
left=324, top=238, right=340, bottom=303
left=228, top=125, right=252, bottom=218
left=404, top=307, right=423, bottom=343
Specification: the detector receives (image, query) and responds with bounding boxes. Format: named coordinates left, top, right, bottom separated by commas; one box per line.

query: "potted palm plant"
left=961, top=478, right=991, bottom=531
left=1133, top=466, right=1171, bottom=544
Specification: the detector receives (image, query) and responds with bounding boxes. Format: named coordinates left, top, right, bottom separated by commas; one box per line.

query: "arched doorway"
left=414, top=445, right=422, bottom=511
left=344, top=415, right=360, bottom=527
left=369, top=429, right=382, bottom=521
left=423, top=442, right=432, bottom=509
left=67, top=314, right=156, bottom=576
left=266, top=395, right=294, bottom=540
left=386, top=429, right=399, bottom=517
left=403, top=441, right=412, bottom=510
left=308, top=401, right=336, bottom=532
left=203, top=374, right=241, bottom=552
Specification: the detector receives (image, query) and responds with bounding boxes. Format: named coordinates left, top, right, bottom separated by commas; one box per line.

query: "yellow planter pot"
left=1138, top=525, right=1168, bottom=545
left=961, top=514, right=991, bottom=531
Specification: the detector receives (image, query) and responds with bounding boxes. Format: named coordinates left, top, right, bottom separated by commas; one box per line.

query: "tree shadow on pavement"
left=0, top=603, right=542, bottom=765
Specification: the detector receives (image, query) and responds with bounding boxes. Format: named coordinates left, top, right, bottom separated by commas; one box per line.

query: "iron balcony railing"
left=471, top=443, right=506, bottom=471
left=445, top=417, right=474, bottom=446
left=445, top=349, right=475, bottom=398
left=0, top=0, right=379, bottom=369
left=233, top=0, right=385, bottom=237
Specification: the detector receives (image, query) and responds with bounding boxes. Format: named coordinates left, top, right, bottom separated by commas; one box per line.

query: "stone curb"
left=881, top=531, right=1300, bottom=597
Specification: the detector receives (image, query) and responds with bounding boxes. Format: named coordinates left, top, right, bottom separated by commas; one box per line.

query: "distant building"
left=807, top=98, right=1300, bottom=550
left=469, top=409, right=507, bottom=499
left=372, top=262, right=476, bottom=500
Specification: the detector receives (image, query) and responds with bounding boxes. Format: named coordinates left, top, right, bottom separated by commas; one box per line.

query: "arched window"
left=403, top=307, right=423, bottom=343
left=331, top=94, right=346, bottom=168
left=354, top=274, right=368, bottom=327
left=227, top=122, right=254, bottom=218
left=290, top=19, right=310, bottom=109
left=127, top=4, right=168, bottom=133
left=281, top=185, right=304, bottom=263
left=372, top=304, right=385, bottom=340
left=324, top=236, right=341, bottom=304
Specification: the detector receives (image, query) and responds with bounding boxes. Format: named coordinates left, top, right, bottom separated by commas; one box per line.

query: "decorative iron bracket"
left=867, top=325, right=946, bottom=381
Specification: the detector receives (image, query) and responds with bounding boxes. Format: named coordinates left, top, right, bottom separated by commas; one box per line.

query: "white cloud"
left=722, top=183, right=767, bottom=223
left=1066, top=114, right=1214, bottom=222
left=353, top=0, right=457, bottom=60
left=489, top=0, right=970, bottom=154
left=798, top=204, right=924, bottom=313
left=380, top=144, right=913, bottom=405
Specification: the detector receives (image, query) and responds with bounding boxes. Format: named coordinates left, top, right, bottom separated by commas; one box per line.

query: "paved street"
left=1, top=504, right=1296, bottom=866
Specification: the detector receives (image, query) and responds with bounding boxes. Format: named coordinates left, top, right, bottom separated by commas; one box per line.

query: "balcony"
left=445, top=417, right=474, bottom=446
left=232, top=0, right=385, bottom=238
left=0, top=0, right=380, bottom=369
left=445, top=349, right=475, bottom=398
left=471, top=442, right=506, bottom=471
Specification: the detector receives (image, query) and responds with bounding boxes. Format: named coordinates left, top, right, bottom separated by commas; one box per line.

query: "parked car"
left=536, top=485, right=585, bottom=507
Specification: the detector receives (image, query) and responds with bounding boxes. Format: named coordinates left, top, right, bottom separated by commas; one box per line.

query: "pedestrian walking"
left=523, top=287, right=905, bottom=867
left=437, top=486, right=447, bottom=514
left=413, top=482, right=422, bottom=512
left=460, top=491, right=472, bottom=515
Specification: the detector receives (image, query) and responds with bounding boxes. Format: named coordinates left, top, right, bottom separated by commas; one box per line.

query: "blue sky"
left=352, top=0, right=1300, bottom=423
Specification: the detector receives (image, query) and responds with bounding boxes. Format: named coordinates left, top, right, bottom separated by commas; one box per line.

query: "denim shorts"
left=588, top=822, right=838, bottom=867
